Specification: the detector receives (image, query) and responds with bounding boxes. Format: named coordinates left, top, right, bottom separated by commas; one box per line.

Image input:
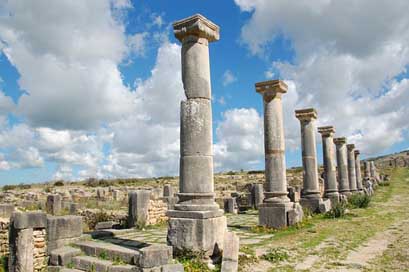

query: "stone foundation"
left=259, top=202, right=303, bottom=229
left=167, top=214, right=226, bottom=256
left=147, top=198, right=168, bottom=225
left=0, top=218, right=9, bottom=256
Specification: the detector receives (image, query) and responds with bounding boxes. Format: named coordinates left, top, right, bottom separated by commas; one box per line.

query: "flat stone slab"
left=75, top=240, right=140, bottom=264
left=50, top=246, right=81, bottom=266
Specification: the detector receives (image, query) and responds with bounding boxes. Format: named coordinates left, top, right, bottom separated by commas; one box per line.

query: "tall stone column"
left=347, top=144, right=358, bottom=193
left=295, top=108, right=331, bottom=213
left=364, top=161, right=371, bottom=178
left=318, top=126, right=339, bottom=205
left=167, top=14, right=226, bottom=256
left=256, top=80, right=303, bottom=228
left=354, top=150, right=364, bottom=193
left=334, top=137, right=351, bottom=196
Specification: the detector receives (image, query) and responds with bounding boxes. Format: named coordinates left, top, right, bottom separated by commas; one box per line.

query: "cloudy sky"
left=0, top=0, right=408, bottom=184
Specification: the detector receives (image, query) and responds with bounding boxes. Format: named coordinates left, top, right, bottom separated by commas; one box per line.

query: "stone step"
left=74, top=240, right=139, bottom=265
left=60, top=269, right=83, bottom=272
left=72, top=255, right=137, bottom=272
left=50, top=246, right=82, bottom=266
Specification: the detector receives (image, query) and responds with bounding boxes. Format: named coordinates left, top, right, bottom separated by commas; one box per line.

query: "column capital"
left=295, top=108, right=317, bottom=121
left=347, top=144, right=355, bottom=150
left=255, top=80, right=287, bottom=100
left=333, top=137, right=346, bottom=145
left=173, top=14, right=220, bottom=43
left=317, top=126, right=335, bottom=137
left=354, top=150, right=360, bottom=155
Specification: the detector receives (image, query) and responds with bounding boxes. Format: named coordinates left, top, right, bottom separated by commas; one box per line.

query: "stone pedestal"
left=354, top=150, right=364, bottom=193
left=252, top=183, right=264, bottom=209
left=128, top=190, right=151, bottom=228
left=46, top=194, right=62, bottom=215
left=167, top=14, right=226, bottom=256
left=256, top=80, right=303, bottom=228
left=318, top=126, right=339, bottom=206
left=296, top=108, right=331, bottom=213
left=347, top=144, right=358, bottom=193
left=334, top=137, right=351, bottom=196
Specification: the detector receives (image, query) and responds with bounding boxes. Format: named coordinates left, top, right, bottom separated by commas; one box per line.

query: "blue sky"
left=0, top=0, right=408, bottom=185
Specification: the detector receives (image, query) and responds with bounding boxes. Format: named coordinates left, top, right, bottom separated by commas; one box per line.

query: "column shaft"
left=296, top=109, right=320, bottom=198
left=355, top=151, right=363, bottom=191
left=334, top=138, right=350, bottom=195
left=318, top=126, right=338, bottom=199
left=347, top=144, right=358, bottom=192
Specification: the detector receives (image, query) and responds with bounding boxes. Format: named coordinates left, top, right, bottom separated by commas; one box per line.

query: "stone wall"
left=33, top=228, right=47, bottom=272
left=0, top=218, right=9, bottom=256
left=147, top=198, right=167, bottom=225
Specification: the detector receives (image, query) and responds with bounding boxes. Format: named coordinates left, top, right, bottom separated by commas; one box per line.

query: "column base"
left=167, top=210, right=226, bottom=257
left=258, top=202, right=303, bottom=229
left=339, top=190, right=352, bottom=197
left=300, top=197, right=332, bottom=213
left=324, top=192, right=340, bottom=207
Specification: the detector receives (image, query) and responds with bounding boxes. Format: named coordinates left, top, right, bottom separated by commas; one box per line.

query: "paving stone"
left=50, top=246, right=81, bottom=266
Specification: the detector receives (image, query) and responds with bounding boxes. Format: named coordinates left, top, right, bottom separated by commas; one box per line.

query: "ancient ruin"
left=334, top=137, right=351, bottom=197
left=166, top=14, right=227, bottom=256
left=295, top=108, right=331, bottom=213
left=318, top=126, right=339, bottom=205
left=256, top=80, right=303, bottom=228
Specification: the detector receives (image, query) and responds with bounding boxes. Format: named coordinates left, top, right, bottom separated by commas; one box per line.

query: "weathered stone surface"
left=46, top=194, right=62, bottom=215
left=355, top=150, right=364, bottom=192
left=161, top=263, right=184, bottom=272
left=347, top=144, right=358, bottom=193
left=50, top=246, right=81, bottom=266
left=75, top=240, right=140, bottom=265
left=256, top=80, right=289, bottom=204
left=334, top=137, right=351, bottom=196
left=295, top=108, right=321, bottom=199
left=167, top=216, right=226, bottom=256
left=9, top=227, right=33, bottom=272
left=47, top=215, right=83, bottom=241
left=252, top=184, right=264, bottom=209
left=300, top=198, right=331, bottom=213
left=163, top=185, right=174, bottom=197
left=221, top=232, right=239, bottom=272
left=12, top=211, right=47, bottom=229
left=0, top=204, right=14, bottom=218
left=318, top=126, right=339, bottom=205
left=259, top=202, right=303, bottom=229
left=139, top=245, right=172, bottom=268
left=128, top=190, right=151, bottom=228
left=223, top=198, right=237, bottom=214
left=95, top=221, right=116, bottom=230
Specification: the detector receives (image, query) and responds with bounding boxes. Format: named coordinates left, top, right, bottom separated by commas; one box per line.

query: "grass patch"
left=0, top=256, right=7, bottom=272
left=176, top=250, right=219, bottom=272
left=262, top=247, right=289, bottom=263
left=325, top=202, right=348, bottom=219
left=348, top=193, right=371, bottom=209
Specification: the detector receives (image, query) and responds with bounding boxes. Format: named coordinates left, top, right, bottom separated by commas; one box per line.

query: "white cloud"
left=0, top=0, right=136, bottom=130
left=214, top=108, right=263, bottom=171
left=235, top=0, right=409, bottom=156
left=222, top=69, right=237, bottom=86
left=127, top=32, right=148, bottom=57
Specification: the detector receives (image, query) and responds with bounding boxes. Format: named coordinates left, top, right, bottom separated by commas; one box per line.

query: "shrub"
left=349, top=194, right=371, bottom=208
left=325, top=201, right=347, bottom=219
left=176, top=250, right=213, bottom=272
left=54, top=180, right=65, bottom=186
left=0, top=256, right=8, bottom=272
left=262, top=247, right=289, bottom=263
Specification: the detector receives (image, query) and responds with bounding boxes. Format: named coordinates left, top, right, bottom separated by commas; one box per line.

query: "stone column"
left=334, top=137, right=351, bottom=196
left=364, top=161, right=371, bottom=178
left=318, top=126, right=339, bottom=205
left=46, top=194, right=62, bottom=215
left=347, top=144, right=358, bottom=193
left=167, top=14, right=226, bottom=256
left=295, top=108, right=331, bottom=213
left=256, top=81, right=303, bottom=228
left=354, top=150, right=364, bottom=193
left=128, top=190, right=151, bottom=228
